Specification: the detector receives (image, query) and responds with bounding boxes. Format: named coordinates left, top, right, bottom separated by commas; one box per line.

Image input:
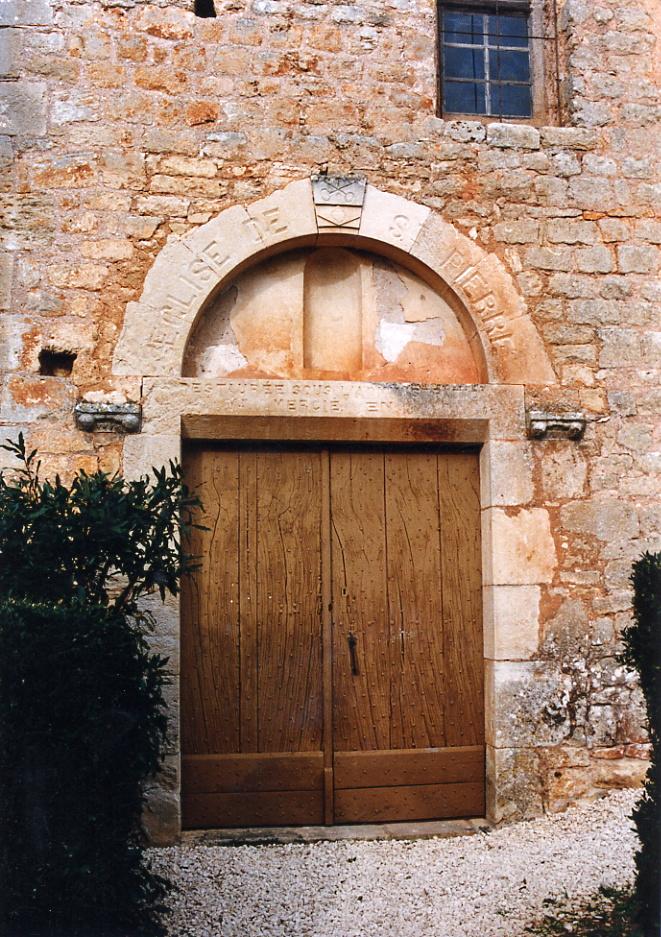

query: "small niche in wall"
left=38, top=349, right=76, bottom=377
left=194, top=0, right=217, bottom=17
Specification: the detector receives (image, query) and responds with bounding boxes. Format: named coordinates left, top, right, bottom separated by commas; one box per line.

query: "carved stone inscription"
left=439, top=247, right=514, bottom=348
left=213, top=380, right=390, bottom=415
left=164, top=211, right=289, bottom=313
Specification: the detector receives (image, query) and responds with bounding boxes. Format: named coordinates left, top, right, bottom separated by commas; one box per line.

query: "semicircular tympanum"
left=183, top=247, right=483, bottom=384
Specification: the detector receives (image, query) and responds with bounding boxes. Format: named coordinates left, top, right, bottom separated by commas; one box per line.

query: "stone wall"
left=1, top=0, right=659, bottom=839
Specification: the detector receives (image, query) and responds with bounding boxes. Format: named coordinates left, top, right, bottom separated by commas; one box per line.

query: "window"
left=439, top=3, right=538, bottom=119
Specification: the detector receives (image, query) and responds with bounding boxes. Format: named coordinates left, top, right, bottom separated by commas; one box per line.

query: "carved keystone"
left=75, top=402, right=142, bottom=434
left=312, top=175, right=366, bottom=232
left=527, top=411, right=586, bottom=440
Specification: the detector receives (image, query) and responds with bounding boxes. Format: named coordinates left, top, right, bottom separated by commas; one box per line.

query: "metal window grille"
left=440, top=4, right=538, bottom=118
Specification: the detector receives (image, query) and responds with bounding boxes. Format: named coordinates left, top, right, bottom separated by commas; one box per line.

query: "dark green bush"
left=620, top=551, right=661, bottom=937
left=0, top=599, right=169, bottom=937
left=0, top=435, right=200, bottom=937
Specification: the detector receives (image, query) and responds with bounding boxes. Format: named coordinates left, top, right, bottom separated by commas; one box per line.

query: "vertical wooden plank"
left=438, top=453, right=484, bottom=747
left=255, top=449, right=323, bottom=752
left=239, top=450, right=258, bottom=751
left=385, top=451, right=447, bottom=750
left=321, top=449, right=334, bottom=824
left=331, top=451, right=390, bottom=752
left=181, top=448, right=241, bottom=754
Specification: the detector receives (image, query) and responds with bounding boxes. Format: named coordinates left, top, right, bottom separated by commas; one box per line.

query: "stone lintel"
left=527, top=410, right=586, bottom=440
left=75, top=401, right=142, bottom=434
left=140, top=378, right=527, bottom=440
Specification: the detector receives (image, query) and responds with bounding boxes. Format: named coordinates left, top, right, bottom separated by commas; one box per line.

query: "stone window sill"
left=439, top=112, right=552, bottom=129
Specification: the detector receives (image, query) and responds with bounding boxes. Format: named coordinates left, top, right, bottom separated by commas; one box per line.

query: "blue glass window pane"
left=444, top=81, right=486, bottom=115
left=444, top=46, right=485, bottom=80
left=443, top=11, right=484, bottom=44
left=487, top=13, right=529, bottom=47
left=489, top=49, right=530, bottom=81
left=491, top=83, right=532, bottom=117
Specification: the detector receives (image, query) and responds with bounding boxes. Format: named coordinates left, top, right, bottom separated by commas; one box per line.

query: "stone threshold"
left=181, top=817, right=491, bottom=847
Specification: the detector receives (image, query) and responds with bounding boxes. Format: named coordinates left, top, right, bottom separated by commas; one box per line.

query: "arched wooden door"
left=181, top=442, right=484, bottom=828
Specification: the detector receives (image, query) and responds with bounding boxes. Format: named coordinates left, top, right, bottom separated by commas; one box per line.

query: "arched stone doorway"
left=114, top=178, right=557, bottom=837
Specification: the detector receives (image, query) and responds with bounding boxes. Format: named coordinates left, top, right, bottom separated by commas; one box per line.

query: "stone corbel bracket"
left=527, top=410, right=586, bottom=440
left=312, top=174, right=366, bottom=232
left=75, top=402, right=142, bottom=434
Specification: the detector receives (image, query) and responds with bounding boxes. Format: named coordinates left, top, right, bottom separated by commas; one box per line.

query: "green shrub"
left=620, top=551, right=661, bottom=937
left=0, top=599, right=169, bottom=936
left=0, top=435, right=200, bottom=937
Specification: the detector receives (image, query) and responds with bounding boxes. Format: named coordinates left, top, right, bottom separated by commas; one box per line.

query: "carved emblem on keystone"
left=312, top=175, right=366, bottom=232
left=527, top=410, right=586, bottom=440
left=75, top=402, right=142, bottom=434
left=312, top=175, right=366, bottom=206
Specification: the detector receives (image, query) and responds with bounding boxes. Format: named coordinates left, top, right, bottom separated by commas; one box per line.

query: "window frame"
left=437, top=0, right=553, bottom=124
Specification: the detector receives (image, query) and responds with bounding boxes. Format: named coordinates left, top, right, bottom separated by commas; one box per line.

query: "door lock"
left=347, top=632, right=359, bottom=676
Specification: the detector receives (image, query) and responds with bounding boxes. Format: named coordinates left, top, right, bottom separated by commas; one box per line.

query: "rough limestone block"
left=122, top=434, right=181, bottom=481
left=113, top=302, right=157, bottom=376
left=480, top=441, right=533, bottom=507
left=486, top=123, right=540, bottom=150
left=483, top=584, right=541, bottom=660
left=0, top=28, right=20, bottom=77
left=559, top=498, right=640, bottom=541
left=576, top=246, right=613, bottom=274
left=598, top=327, right=642, bottom=368
left=540, top=127, right=599, bottom=150
left=483, top=507, right=557, bottom=586
left=485, top=660, right=573, bottom=748
left=617, top=244, right=659, bottom=274
left=546, top=219, right=599, bottom=245
left=525, top=246, right=573, bottom=272
left=47, top=263, right=108, bottom=290
left=0, top=81, right=47, bottom=136
left=0, top=252, right=13, bottom=309
left=539, top=446, right=588, bottom=499
left=635, top=219, right=661, bottom=244
left=487, top=745, right=543, bottom=823
left=142, top=753, right=181, bottom=846
left=0, top=0, right=53, bottom=26
left=359, top=185, right=430, bottom=252
left=492, top=220, right=540, bottom=244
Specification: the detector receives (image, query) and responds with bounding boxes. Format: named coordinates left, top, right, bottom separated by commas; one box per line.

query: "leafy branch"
left=0, top=434, right=204, bottom=613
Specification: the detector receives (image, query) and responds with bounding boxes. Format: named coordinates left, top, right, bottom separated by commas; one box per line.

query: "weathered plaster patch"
left=376, top=320, right=417, bottom=362
left=197, top=344, right=248, bottom=377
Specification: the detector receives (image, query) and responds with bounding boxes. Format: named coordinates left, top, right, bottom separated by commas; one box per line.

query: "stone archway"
left=115, top=179, right=559, bottom=841
left=113, top=178, right=555, bottom=387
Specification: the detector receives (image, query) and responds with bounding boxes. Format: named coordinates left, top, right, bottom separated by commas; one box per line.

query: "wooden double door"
left=182, top=443, right=484, bottom=828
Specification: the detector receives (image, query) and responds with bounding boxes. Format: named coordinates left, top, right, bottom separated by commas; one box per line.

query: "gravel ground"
left=150, top=789, right=639, bottom=937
